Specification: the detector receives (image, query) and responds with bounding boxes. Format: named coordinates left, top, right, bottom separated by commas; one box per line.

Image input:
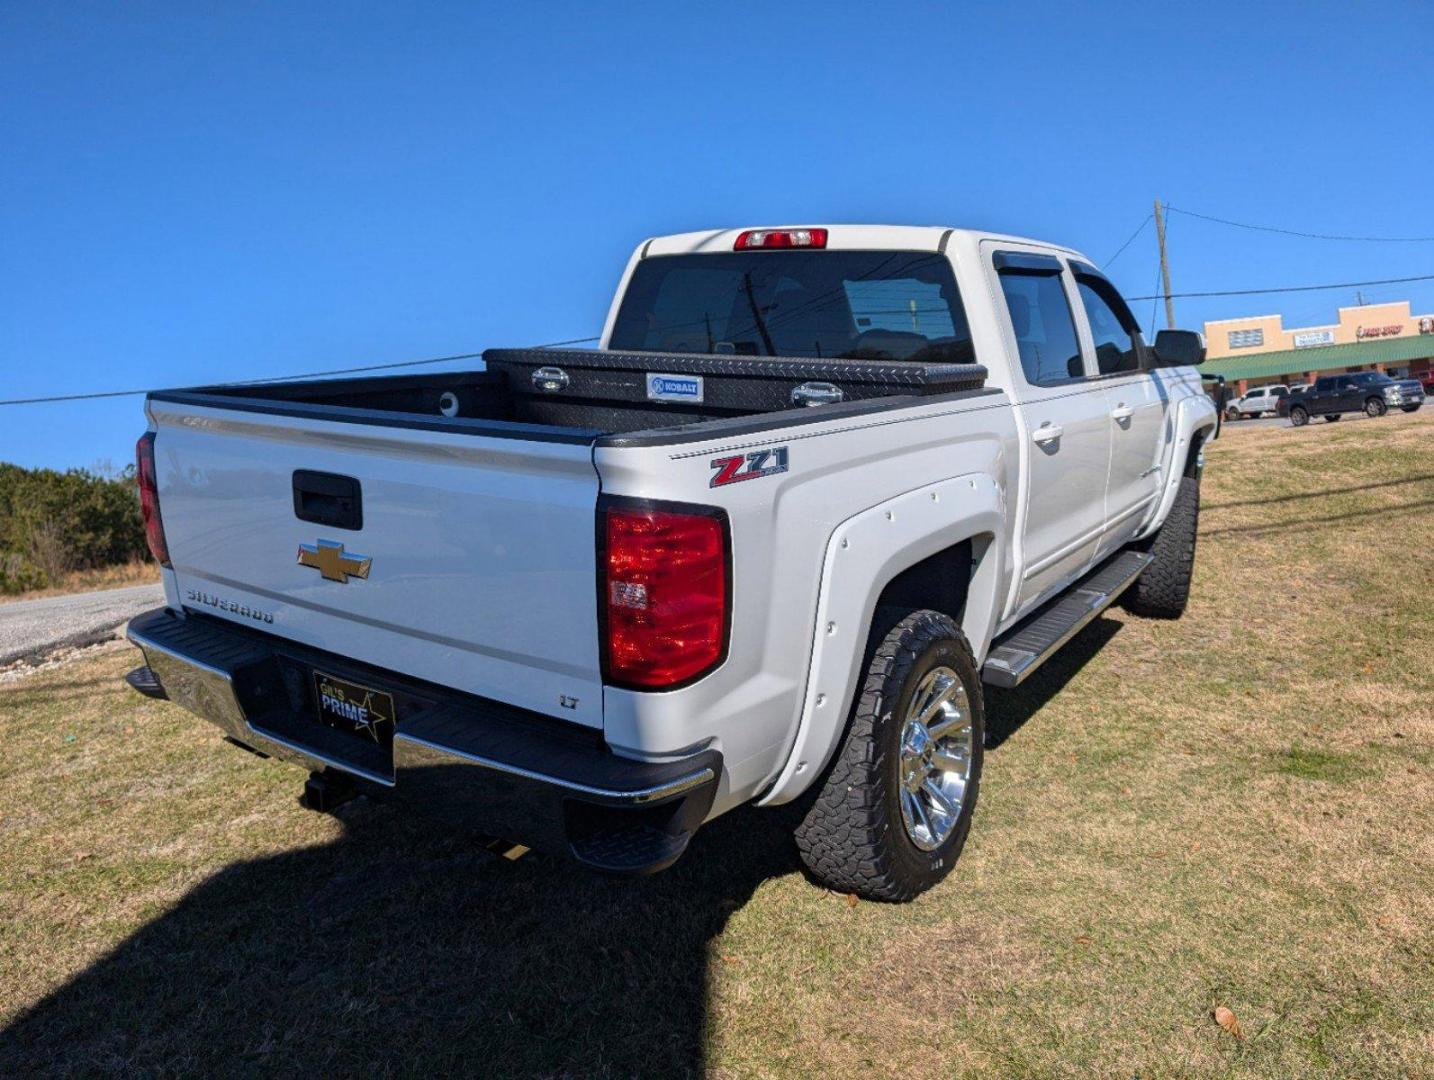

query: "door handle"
left=1031, top=423, right=1064, bottom=444
left=1110, top=403, right=1134, bottom=421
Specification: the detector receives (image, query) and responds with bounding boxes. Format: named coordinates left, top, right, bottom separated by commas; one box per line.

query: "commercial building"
left=1200, top=300, right=1434, bottom=392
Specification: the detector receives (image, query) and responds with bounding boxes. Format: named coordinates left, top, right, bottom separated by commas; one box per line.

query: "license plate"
left=312, top=670, right=396, bottom=747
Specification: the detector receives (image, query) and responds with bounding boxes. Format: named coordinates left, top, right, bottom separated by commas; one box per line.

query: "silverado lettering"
left=184, top=589, right=274, bottom=623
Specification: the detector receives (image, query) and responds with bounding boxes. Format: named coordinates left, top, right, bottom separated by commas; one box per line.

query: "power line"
left=1103, top=213, right=1152, bottom=268
left=1166, top=205, right=1434, bottom=243
left=0, top=335, right=601, bottom=407
left=527, top=334, right=603, bottom=349
left=12, top=251, right=1434, bottom=407
left=1126, top=271, right=1434, bottom=302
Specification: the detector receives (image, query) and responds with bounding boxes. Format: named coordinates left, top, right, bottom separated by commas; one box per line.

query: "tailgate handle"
left=293, top=470, right=363, bottom=531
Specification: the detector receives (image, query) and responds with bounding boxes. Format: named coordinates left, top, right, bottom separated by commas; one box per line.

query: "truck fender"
left=755, top=472, right=1006, bottom=806
left=1134, top=394, right=1216, bottom=542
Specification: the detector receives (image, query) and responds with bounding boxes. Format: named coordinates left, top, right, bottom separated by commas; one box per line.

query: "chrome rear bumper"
left=126, top=607, right=720, bottom=875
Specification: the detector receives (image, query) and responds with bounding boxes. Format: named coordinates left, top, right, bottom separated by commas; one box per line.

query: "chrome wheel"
left=897, top=666, right=974, bottom=851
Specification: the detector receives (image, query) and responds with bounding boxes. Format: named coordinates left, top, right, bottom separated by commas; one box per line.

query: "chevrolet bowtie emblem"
left=297, top=540, right=372, bottom=583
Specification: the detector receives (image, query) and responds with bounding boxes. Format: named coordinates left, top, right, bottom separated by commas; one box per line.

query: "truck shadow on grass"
left=0, top=787, right=799, bottom=1078
left=2, top=622, right=1115, bottom=1078
left=983, top=616, right=1122, bottom=749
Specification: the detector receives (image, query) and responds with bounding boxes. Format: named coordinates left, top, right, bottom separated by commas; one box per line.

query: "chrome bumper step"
left=982, top=550, right=1154, bottom=688
left=124, top=606, right=720, bottom=875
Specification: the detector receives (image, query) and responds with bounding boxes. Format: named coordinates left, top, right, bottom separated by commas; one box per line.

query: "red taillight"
left=135, top=432, right=170, bottom=566
left=600, top=502, right=728, bottom=689
left=734, top=228, right=828, bottom=250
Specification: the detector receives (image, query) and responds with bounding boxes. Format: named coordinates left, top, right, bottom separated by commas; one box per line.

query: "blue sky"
left=3, top=0, right=1432, bottom=470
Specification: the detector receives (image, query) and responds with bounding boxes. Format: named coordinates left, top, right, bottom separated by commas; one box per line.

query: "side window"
left=1075, top=278, right=1141, bottom=375
left=996, top=270, right=1084, bottom=385
left=1314, top=377, right=1333, bottom=391
left=1271, top=386, right=1288, bottom=396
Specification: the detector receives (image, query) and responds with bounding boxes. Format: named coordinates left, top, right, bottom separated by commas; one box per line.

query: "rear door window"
left=995, top=269, right=1085, bottom=385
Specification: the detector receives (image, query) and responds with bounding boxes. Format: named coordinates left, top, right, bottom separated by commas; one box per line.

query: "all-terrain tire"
left=1401, top=403, right=1422, bottom=413
left=1123, top=468, right=1200, bottom=619
left=1325, top=414, right=1341, bottom=422
left=1366, top=396, right=1387, bottom=418
left=1290, top=405, right=1309, bottom=427
left=794, top=610, right=984, bottom=902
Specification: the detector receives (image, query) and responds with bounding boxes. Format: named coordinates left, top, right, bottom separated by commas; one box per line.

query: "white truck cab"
left=126, top=224, right=1216, bottom=900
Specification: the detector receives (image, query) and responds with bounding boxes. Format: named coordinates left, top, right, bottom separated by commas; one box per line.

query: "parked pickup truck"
left=1287, top=371, right=1406, bottom=426
left=1225, top=383, right=1288, bottom=420
left=125, top=225, right=1216, bottom=900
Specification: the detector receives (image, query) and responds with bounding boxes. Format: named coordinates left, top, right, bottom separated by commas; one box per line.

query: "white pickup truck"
left=126, top=225, right=1216, bottom=900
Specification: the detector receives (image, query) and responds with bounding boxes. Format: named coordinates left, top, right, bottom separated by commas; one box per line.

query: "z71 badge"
left=710, top=446, right=790, bottom=487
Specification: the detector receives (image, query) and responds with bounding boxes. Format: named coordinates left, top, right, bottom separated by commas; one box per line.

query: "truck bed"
left=151, top=347, right=988, bottom=441
left=142, top=347, right=995, bottom=735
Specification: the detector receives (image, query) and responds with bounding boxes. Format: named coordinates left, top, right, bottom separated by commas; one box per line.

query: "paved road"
left=1222, top=410, right=1396, bottom=431
left=0, top=583, right=164, bottom=666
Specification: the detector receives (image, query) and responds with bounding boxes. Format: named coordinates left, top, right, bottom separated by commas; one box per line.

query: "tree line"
left=0, top=463, right=149, bottom=593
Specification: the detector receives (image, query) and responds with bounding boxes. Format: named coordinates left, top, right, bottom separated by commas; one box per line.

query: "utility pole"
left=1153, top=199, right=1176, bottom=329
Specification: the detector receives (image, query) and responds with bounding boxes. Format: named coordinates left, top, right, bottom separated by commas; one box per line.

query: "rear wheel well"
left=872, top=539, right=972, bottom=634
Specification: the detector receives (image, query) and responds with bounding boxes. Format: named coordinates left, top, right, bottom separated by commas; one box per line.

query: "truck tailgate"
left=148, top=399, right=604, bottom=728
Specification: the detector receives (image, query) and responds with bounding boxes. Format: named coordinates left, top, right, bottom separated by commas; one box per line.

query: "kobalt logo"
left=710, top=446, right=790, bottom=487
left=646, top=372, right=704, bottom=403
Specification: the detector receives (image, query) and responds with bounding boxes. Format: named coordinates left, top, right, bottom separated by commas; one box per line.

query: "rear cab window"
left=608, top=250, right=974, bottom=363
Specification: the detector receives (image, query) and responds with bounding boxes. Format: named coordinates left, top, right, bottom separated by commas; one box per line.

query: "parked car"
left=122, top=224, right=1217, bottom=901
left=1275, top=383, right=1311, bottom=418
left=1226, top=383, right=1288, bottom=420
left=1393, top=378, right=1425, bottom=412
left=1288, top=372, right=1407, bottom=426
left=1419, top=370, right=1434, bottom=394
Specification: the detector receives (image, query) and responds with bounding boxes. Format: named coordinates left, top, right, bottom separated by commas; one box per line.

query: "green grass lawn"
left=2, top=410, right=1431, bottom=1078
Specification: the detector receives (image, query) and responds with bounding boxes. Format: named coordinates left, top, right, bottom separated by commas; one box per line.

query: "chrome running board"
left=982, top=550, right=1154, bottom=688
